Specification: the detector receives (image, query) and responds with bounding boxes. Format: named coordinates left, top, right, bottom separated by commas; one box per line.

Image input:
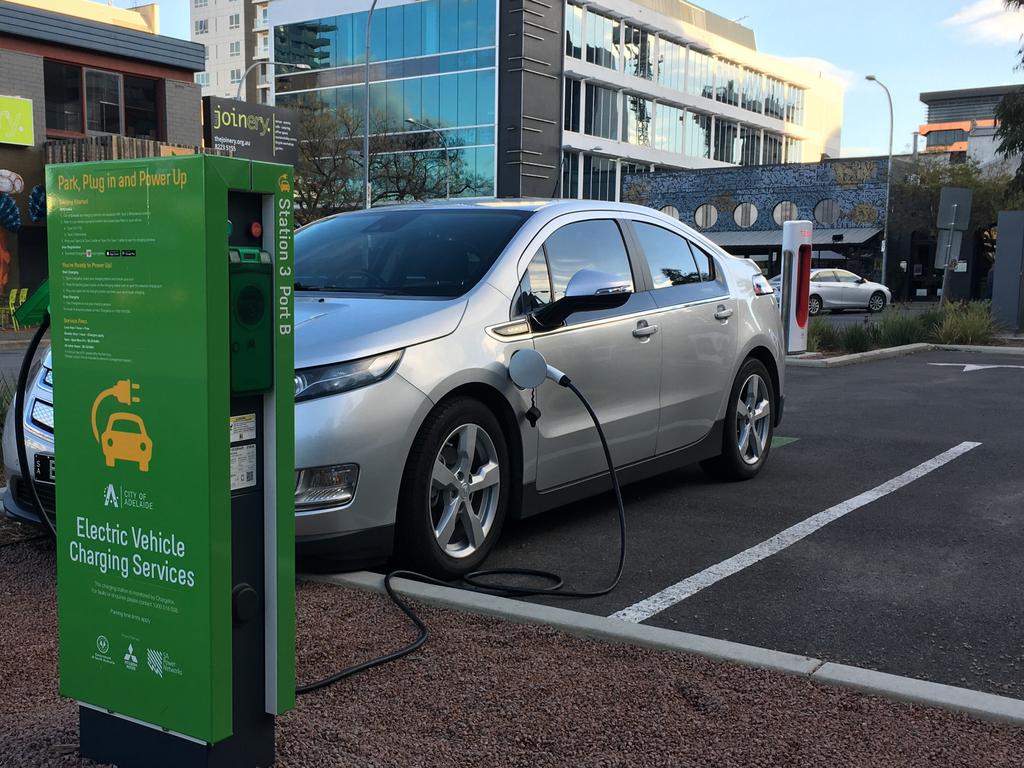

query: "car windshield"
left=294, top=208, right=533, bottom=298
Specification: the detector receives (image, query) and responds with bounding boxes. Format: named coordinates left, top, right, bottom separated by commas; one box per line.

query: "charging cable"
left=15, top=310, right=56, bottom=538
left=297, top=351, right=626, bottom=694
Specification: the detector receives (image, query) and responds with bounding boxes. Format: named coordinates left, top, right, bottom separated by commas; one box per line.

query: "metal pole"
left=866, top=76, right=894, bottom=286
left=939, top=203, right=958, bottom=308
left=406, top=118, right=450, bottom=199
left=363, top=0, right=380, bottom=210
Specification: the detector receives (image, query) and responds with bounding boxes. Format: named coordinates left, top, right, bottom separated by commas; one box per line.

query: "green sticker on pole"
left=46, top=155, right=295, bottom=747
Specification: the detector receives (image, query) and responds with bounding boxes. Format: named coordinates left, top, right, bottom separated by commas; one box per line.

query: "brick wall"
left=164, top=79, right=202, bottom=146
left=0, top=49, right=46, bottom=148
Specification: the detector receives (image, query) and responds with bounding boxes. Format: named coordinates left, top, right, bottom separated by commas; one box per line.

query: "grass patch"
left=932, top=301, right=1001, bottom=345
left=877, top=306, right=929, bottom=347
left=837, top=323, right=879, bottom=354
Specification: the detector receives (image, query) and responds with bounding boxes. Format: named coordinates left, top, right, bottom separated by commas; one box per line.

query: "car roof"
left=303, top=198, right=689, bottom=220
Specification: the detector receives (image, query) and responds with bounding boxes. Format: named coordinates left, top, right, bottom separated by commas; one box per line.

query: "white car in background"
left=769, top=268, right=891, bottom=316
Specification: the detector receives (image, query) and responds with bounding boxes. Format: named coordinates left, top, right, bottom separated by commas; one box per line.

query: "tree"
left=995, top=0, right=1024, bottom=189
left=293, top=104, right=491, bottom=225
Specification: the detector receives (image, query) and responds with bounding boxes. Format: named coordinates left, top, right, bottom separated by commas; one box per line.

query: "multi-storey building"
left=190, top=0, right=271, bottom=103
left=269, top=0, right=844, bottom=202
left=919, top=85, right=1016, bottom=167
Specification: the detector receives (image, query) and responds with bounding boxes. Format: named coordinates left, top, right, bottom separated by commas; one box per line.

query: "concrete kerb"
left=310, top=571, right=1024, bottom=727
left=787, top=343, right=1024, bottom=368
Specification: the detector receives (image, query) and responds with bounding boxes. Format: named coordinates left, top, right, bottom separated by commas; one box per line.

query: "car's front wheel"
left=396, top=397, right=510, bottom=578
left=868, top=291, right=886, bottom=313
left=808, top=295, right=822, bottom=316
left=701, top=358, right=775, bottom=482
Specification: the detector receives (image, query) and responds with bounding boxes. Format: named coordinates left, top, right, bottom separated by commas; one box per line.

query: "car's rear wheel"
left=868, top=291, right=886, bottom=313
left=808, top=295, right=822, bottom=316
left=701, top=358, right=775, bottom=482
left=396, top=397, right=509, bottom=578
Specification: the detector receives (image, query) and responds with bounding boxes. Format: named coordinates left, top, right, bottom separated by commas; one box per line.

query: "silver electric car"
left=4, top=200, right=785, bottom=576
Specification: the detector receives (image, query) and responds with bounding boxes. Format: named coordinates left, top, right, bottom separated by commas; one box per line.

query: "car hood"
left=294, top=293, right=467, bottom=369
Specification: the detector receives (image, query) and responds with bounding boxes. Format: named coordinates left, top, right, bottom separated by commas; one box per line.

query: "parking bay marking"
left=611, top=441, right=982, bottom=624
left=929, top=363, right=1024, bottom=373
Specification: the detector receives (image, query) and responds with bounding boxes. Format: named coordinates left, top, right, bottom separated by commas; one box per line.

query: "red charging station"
left=781, top=220, right=813, bottom=354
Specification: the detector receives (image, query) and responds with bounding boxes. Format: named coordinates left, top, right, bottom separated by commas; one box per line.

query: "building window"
left=583, top=83, right=619, bottom=140
left=565, top=4, right=583, bottom=59
left=763, top=133, right=783, bottom=164
left=739, top=126, right=761, bottom=165
left=585, top=10, right=619, bottom=70
left=123, top=75, right=158, bottom=139
left=44, top=60, right=83, bottom=132
left=193, top=0, right=207, bottom=7
left=230, top=69, right=242, bottom=84
left=561, top=151, right=579, bottom=198
left=764, top=77, right=785, bottom=120
left=694, top=203, right=718, bottom=229
left=654, top=104, right=684, bottom=154
left=714, top=118, right=738, bottom=163
left=660, top=205, right=680, bottom=219
left=229, top=14, right=240, bottom=30
left=623, top=24, right=652, bottom=80
left=564, top=79, right=581, bottom=132
left=687, top=49, right=714, bottom=100
left=194, top=19, right=208, bottom=35
left=815, top=199, right=841, bottom=226
left=195, top=72, right=210, bottom=87
left=741, top=70, right=763, bottom=113
left=230, top=41, right=241, bottom=57
left=925, top=128, right=968, bottom=148
left=658, top=39, right=686, bottom=93
left=85, top=70, right=121, bottom=134
left=773, top=201, right=799, bottom=225
left=581, top=155, right=617, bottom=201
left=623, top=95, right=652, bottom=146
left=784, top=137, right=802, bottom=163
left=684, top=112, right=712, bottom=159
left=785, top=85, right=804, bottom=125
left=734, top=202, right=758, bottom=228
left=715, top=60, right=740, bottom=107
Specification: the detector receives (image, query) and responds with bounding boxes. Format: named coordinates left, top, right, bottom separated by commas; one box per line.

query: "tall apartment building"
left=919, top=85, right=1016, bottom=168
left=269, top=0, right=844, bottom=202
left=190, top=0, right=270, bottom=103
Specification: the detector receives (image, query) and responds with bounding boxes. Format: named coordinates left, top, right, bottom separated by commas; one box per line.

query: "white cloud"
left=789, top=57, right=859, bottom=90
left=943, top=0, right=1024, bottom=44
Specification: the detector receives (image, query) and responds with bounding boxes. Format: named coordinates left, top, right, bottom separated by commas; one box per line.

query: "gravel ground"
left=2, top=530, right=1023, bottom=767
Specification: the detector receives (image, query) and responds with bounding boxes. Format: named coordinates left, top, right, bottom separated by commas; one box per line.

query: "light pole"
left=234, top=61, right=309, bottom=101
left=362, top=0, right=381, bottom=209
left=406, top=118, right=450, bottom=200
left=866, top=74, right=894, bottom=285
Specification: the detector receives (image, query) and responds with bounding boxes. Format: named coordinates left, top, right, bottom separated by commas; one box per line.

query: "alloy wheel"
left=869, top=293, right=885, bottom=312
left=429, top=423, right=501, bottom=558
left=809, top=296, right=822, bottom=316
left=736, top=374, right=771, bottom=465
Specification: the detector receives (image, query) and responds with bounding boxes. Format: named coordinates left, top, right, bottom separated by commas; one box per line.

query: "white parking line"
left=610, top=441, right=983, bottom=624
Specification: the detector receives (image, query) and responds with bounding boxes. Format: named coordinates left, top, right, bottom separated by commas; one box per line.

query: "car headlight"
left=294, top=350, right=403, bottom=402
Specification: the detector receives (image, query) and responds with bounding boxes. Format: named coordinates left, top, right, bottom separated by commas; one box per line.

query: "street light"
left=234, top=61, right=310, bottom=101
left=406, top=118, right=450, bottom=200
left=362, top=0, right=381, bottom=209
left=866, top=74, right=894, bottom=286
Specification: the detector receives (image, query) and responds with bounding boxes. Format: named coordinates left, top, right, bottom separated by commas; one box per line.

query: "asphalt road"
left=483, top=350, right=1024, bottom=698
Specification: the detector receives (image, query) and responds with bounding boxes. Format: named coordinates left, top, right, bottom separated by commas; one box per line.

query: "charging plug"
left=111, top=378, right=141, bottom=405
left=525, top=405, right=542, bottom=427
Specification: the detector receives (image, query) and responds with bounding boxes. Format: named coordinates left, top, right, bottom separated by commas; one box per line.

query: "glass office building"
left=274, top=0, right=497, bottom=200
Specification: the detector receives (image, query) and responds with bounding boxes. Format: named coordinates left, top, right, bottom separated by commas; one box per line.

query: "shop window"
left=773, top=200, right=799, bottom=225
left=124, top=76, right=159, bottom=140
left=85, top=70, right=121, bottom=134
left=660, top=205, right=680, bottom=219
left=44, top=60, right=83, bottom=132
left=814, top=199, right=840, bottom=226
left=44, top=60, right=162, bottom=139
left=734, top=202, right=758, bottom=228
left=694, top=203, right=718, bottom=229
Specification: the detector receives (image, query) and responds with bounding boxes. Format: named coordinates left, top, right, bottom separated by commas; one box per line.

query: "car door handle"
left=714, top=305, right=734, bottom=320
left=632, top=323, right=659, bottom=338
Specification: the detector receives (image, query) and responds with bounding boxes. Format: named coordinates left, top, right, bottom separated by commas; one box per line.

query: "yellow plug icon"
left=91, top=379, right=141, bottom=441
left=90, top=379, right=153, bottom=473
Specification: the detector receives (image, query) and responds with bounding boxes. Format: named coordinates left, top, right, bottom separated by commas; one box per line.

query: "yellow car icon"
left=101, top=412, right=152, bottom=472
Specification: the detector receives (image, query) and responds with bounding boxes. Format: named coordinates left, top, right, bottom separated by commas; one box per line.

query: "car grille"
left=11, top=477, right=56, bottom=517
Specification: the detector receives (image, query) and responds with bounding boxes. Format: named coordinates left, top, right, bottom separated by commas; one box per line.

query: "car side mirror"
left=530, top=269, right=632, bottom=330
left=856, top=277, right=866, bottom=284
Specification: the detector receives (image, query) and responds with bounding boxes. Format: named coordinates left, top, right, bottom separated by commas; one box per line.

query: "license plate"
left=34, top=453, right=55, bottom=483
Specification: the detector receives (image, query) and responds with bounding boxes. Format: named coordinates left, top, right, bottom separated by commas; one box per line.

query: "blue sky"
left=134, top=0, right=1024, bottom=158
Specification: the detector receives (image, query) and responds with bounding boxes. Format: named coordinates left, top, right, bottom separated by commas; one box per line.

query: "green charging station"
left=46, top=154, right=295, bottom=767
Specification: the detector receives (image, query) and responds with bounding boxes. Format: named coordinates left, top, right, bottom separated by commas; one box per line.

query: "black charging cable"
left=297, top=373, right=626, bottom=695
left=14, top=310, right=56, bottom=538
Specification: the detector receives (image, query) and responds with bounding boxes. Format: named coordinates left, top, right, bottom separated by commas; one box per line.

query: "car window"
left=515, top=219, right=634, bottom=318
left=294, top=208, right=532, bottom=297
left=812, top=270, right=835, bottom=282
left=834, top=270, right=860, bottom=283
left=688, top=241, right=716, bottom=282
left=633, top=222, right=701, bottom=289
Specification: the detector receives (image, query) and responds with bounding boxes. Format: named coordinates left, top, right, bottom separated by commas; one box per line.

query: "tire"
left=868, top=291, right=886, bottom=313
left=395, top=397, right=510, bottom=578
left=808, top=295, right=822, bottom=316
left=701, top=358, right=775, bottom=482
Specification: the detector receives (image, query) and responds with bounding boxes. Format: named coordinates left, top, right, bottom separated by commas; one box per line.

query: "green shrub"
left=931, top=301, right=1001, bottom=345
left=838, top=323, right=879, bottom=354
left=808, top=317, right=840, bottom=352
left=877, top=307, right=928, bottom=348
left=919, top=305, right=946, bottom=337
